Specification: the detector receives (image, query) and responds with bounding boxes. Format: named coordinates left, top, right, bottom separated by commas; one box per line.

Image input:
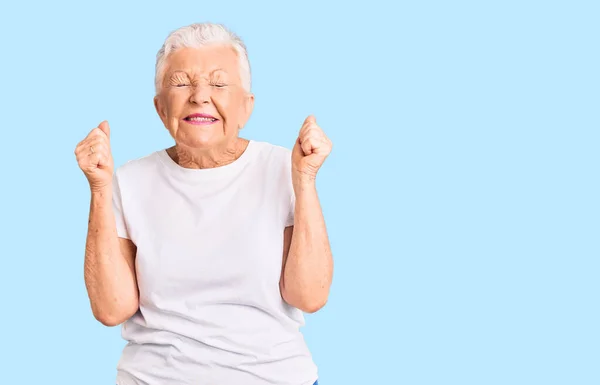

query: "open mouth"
left=185, top=117, right=218, bottom=122
left=184, top=113, right=219, bottom=124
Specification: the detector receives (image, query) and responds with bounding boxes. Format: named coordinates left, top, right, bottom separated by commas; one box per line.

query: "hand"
left=292, top=115, right=332, bottom=185
left=75, top=120, right=114, bottom=192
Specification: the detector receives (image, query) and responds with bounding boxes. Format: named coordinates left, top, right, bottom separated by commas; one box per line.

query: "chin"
left=182, top=134, right=228, bottom=149
left=173, top=124, right=219, bottom=146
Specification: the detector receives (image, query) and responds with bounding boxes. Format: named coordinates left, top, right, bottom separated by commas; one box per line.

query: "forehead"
left=164, top=45, right=240, bottom=78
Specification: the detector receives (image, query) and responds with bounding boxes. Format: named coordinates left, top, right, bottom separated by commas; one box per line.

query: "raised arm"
left=75, top=121, right=139, bottom=326
left=280, top=115, right=334, bottom=313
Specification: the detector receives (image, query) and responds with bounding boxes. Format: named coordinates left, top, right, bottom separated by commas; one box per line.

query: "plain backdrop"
left=0, top=1, right=598, bottom=384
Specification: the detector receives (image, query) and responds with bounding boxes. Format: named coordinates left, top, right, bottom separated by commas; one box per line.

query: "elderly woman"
left=74, top=23, right=333, bottom=385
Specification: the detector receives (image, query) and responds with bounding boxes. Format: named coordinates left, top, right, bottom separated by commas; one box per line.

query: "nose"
left=189, top=84, right=211, bottom=105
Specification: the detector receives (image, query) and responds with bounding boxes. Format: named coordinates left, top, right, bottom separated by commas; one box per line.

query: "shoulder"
left=250, top=140, right=294, bottom=190
left=250, top=140, right=292, bottom=165
left=114, top=150, right=163, bottom=184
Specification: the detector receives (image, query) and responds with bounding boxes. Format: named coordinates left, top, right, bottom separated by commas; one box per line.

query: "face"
left=154, top=45, right=254, bottom=150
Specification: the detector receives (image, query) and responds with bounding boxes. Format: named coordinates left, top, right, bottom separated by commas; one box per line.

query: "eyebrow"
left=169, top=68, right=227, bottom=77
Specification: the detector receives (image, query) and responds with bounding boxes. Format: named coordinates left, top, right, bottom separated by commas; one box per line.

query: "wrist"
left=292, top=175, right=317, bottom=194
left=90, top=185, right=112, bottom=199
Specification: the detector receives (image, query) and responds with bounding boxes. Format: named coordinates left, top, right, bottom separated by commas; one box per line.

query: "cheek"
left=214, top=92, right=244, bottom=125
left=164, top=92, right=187, bottom=117
left=160, top=95, right=184, bottom=132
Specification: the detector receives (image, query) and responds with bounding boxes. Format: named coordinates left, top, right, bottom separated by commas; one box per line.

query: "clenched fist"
left=75, top=120, right=114, bottom=192
left=292, top=115, right=332, bottom=185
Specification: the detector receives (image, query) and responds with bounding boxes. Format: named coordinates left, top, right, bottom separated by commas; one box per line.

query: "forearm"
left=283, top=179, right=333, bottom=312
left=84, top=188, right=137, bottom=325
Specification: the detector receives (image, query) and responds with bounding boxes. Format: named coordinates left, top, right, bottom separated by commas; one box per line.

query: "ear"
left=154, top=95, right=167, bottom=127
left=243, top=93, right=255, bottom=123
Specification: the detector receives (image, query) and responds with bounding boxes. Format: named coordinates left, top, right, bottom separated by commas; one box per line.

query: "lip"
left=183, top=113, right=219, bottom=125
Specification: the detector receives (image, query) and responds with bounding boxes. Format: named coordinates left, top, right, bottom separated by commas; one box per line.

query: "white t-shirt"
left=111, top=139, right=318, bottom=385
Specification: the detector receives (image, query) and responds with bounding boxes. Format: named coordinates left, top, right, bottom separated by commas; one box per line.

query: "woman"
left=74, top=23, right=333, bottom=385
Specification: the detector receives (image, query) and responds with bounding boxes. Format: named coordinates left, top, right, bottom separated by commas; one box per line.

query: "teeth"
left=188, top=117, right=215, bottom=122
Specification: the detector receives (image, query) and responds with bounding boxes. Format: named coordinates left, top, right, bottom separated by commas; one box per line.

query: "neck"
left=167, top=137, right=249, bottom=169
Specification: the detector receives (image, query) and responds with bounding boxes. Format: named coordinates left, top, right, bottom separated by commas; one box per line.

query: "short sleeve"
left=112, top=171, right=130, bottom=239
left=284, top=148, right=296, bottom=227
left=285, top=189, right=296, bottom=227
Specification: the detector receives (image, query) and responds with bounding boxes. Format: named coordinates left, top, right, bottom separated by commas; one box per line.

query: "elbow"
left=282, top=287, right=329, bottom=314
left=299, top=297, right=328, bottom=314
left=92, top=300, right=138, bottom=327
left=95, top=313, right=124, bottom=327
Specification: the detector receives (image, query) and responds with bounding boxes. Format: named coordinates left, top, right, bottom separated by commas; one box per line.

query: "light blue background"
left=0, top=0, right=598, bottom=384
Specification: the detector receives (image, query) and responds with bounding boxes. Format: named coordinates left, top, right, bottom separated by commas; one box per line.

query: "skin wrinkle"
left=76, top=33, right=332, bottom=329
left=150, top=42, right=333, bottom=314
left=153, top=45, right=254, bottom=169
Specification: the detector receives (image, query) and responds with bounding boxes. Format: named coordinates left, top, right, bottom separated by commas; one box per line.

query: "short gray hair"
left=154, top=23, right=251, bottom=94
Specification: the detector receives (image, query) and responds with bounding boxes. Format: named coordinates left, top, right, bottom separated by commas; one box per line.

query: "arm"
left=76, top=120, right=139, bottom=327
left=83, top=187, right=139, bottom=326
left=280, top=179, right=333, bottom=313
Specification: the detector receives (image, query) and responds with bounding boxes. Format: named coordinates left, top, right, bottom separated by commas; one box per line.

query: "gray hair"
left=154, top=23, right=251, bottom=94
